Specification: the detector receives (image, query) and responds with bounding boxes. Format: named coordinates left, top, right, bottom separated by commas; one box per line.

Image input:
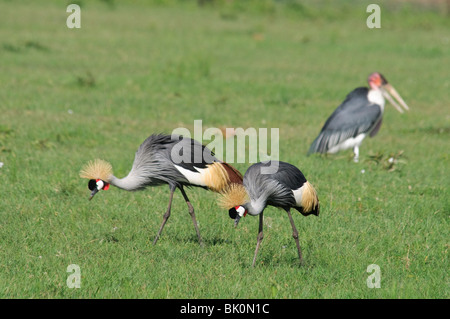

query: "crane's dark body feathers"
left=82, top=133, right=243, bottom=246
left=127, top=133, right=239, bottom=191
left=225, top=161, right=319, bottom=266
left=130, top=134, right=189, bottom=188
left=244, top=161, right=307, bottom=210
left=163, top=134, right=217, bottom=172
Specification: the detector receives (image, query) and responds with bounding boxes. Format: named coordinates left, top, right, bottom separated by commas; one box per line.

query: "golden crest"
left=79, top=159, right=113, bottom=181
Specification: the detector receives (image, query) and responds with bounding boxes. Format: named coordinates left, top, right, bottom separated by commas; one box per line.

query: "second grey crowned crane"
left=80, top=133, right=243, bottom=246
left=219, top=161, right=319, bottom=266
left=308, top=72, right=410, bottom=162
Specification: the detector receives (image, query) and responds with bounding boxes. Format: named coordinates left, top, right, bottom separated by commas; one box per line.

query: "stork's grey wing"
left=308, top=87, right=382, bottom=154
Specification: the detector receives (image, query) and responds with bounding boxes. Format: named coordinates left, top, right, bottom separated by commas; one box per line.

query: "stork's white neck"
left=368, top=89, right=385, bottom=112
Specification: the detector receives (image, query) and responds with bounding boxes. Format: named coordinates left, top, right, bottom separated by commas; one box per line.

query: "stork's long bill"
left=370, top=72, right=410, bottom=113
left=382, top=84, right=410, bottom=113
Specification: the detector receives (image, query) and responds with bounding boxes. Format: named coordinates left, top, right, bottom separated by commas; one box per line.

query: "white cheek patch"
left=292, top=186, right=304, bottom=207
left=96, top=180, right=105, bottom=190
left=236, top=206, right=246, bottom=217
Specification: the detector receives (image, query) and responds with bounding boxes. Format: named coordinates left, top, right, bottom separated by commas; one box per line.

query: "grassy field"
left=0, top=0, right=448, bottom=299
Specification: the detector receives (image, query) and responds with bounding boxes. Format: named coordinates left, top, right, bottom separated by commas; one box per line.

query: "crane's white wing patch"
left=173, top=165, right=207, bottom=187
left=292, top=185, right=305, bottom=207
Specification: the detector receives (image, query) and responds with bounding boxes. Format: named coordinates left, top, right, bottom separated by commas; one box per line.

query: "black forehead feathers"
left=229, top=207, right=237, bottom=219
left=88, top=179, right=97, bottom=191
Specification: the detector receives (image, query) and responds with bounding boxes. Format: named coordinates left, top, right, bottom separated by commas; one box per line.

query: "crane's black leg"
left=179, top=186, right=203, bottom=246
left=153, top=184, right=176, bottom=245
left=286, top=208, right=303, bottom=265
left=252, top=212, right=264, bottom=267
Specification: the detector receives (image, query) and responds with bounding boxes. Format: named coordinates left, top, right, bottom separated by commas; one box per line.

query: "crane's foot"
left=252, top=231, right=264, bottom=267
left=286, top=209, right=303, bottom=265
left=189, top=210, right=204, bottom=247
left=153, top=210, right=170, bottom=245
left=251, top=213, right=264, bottom=267
left=179, top=186, right=204, bottom=246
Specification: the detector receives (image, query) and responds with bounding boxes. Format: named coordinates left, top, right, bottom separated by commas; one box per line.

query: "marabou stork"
left=308, top=72, right=410, bottom=162
left=219, top=161, right=319, bottom=266
left=80, top=133, right=243, bottom=246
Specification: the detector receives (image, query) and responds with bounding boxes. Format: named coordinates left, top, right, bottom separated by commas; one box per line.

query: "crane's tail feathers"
left=300, top=181, right=320, bottom=216
left=203, top=162, right=243, bottom=193
left=80, top=159, right=113, bottom=181
left=217, top=183, right=249, bottom=209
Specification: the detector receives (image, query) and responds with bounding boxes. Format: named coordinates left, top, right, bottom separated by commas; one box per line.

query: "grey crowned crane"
left=80, top=133, right=243, bottom=246
left=308, top=72, right=410, bottom=162
left=219, top=161, right=319, bottom=266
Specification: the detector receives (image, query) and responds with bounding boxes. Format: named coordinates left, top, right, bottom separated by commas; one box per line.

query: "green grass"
left=0, top=0, right=448, bottom=298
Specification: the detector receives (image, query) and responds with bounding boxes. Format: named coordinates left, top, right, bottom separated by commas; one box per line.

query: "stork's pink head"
left=368, top=72, right=388, bottom=89
left=367, top=72, right=410, bottom=113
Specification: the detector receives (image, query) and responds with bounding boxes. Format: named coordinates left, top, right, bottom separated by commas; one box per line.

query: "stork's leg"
left=286, top=208, right=303, bottom=265
left=252, top=212, right=264, bottom=267
left=153, top=184, right=176, bottom=245
left=353, top=146, right=360, bottom=163
left=179, top=186, right=203, bottom=246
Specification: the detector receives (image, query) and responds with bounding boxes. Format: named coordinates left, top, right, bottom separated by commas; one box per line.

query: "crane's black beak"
left=89, top=188, right=99, bottom=201
left=88, top=179, right=99, bottom=201
left=229, top=207, right=241, bottom=228
left=234, top=215, right=241, bottom=228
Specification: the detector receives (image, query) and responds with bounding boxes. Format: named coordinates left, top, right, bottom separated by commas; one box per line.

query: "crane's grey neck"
left=108, top=174, right=148, bottom=191
left=245, top=197, right=266, bottom=216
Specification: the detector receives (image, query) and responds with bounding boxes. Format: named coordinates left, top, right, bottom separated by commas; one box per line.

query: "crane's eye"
left=88, top=179, right=97, bottom=191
